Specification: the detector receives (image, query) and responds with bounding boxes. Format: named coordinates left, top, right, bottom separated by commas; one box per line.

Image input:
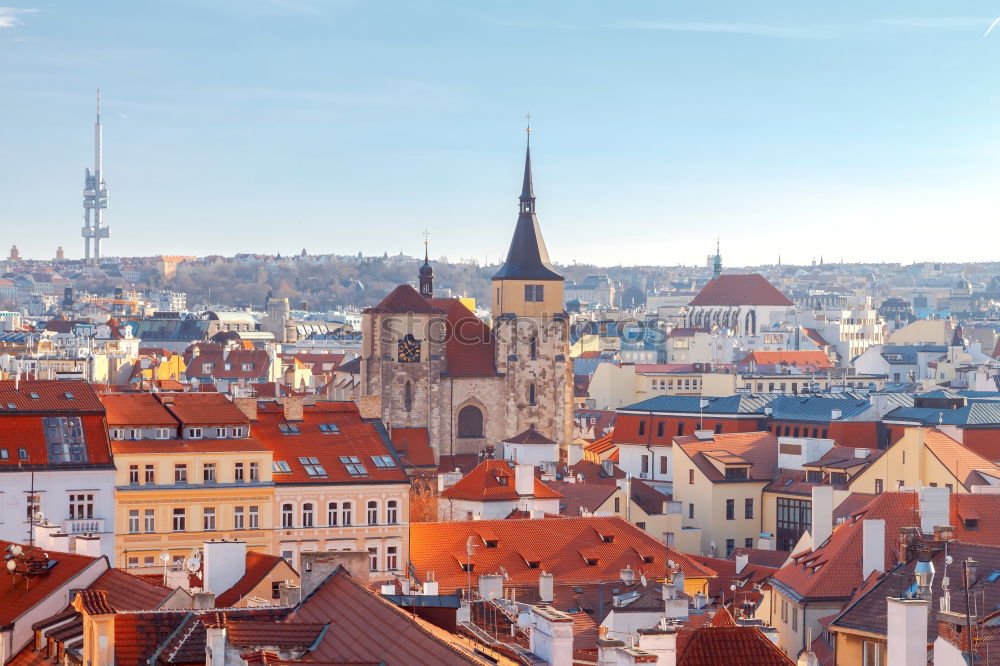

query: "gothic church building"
left=360, top=140, right=573, bottom=461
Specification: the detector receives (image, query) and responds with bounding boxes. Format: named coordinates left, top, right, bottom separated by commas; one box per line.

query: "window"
left=241, top=362, right=253, bottom=371
left=528, top=383, right=536, bottom=406
left=273, top=461, right=292, bottom=473
left=277, top=423, right=300, bottom=434
left=830, top=472, right=847, bottom=485
left=42, top=416, right=88, bottom=463
left=367, top=501, right=379, bottom=525
left=806, top=470, right=823, bottom=483
left=18, top=448, right=28, bottom=460
left=328, top=502, right=339, bottom=526
left=676, top=422, right=685, bottom=437
left=387, top=500, right=398, bottom=524
left=368, top=547, right=379, bottom=571
left=726, top=538, right=735, bottom=558
left=781, top=598, right=788, bottom=622
left=386, top=545, right=399, bottom=571
left=272, top=582, right=281, bottom=600
left=144, top=556, right=154, bottom=567
left=792, top=605, right=798, bottom=631
left=724, top=467, right=748, bottom=480
left=231, top=427, right=243, bottom=438
left=660, top=457, right=668, bottom=475
left=863, top=640, right=884, bottom=666
left=404, top=381, right=413, bottom=412
left=129, top=464, right=139, bottom=484
left=714, top=423, right=722, bottom=434
left=340, top=456, right=367, bottom=476
left=299, top=457, right=327, bottom=477
left=688, top=503, right=694, bottom=519
left=874, top=478, right=884, bottom=494
left=111, top=429, right=123, bottom=440
left=638, top=420, right=646, bottom=437
left=776, top=497, right=812, bottom=552
left=235, top=462, right=244, bottom=482
left=342, top=502, right=353, bottom=526
left=641, top=455, right=649, bottom=474
left=745, top=537, right=754, bottom=548
left=0, top=449, right=6, bottom=460
left=144, top=509, right=155, bottom=532
left=524, top=284, right=544, bottom=302
left=188, top=427, right=203, bottom=439
left=69, top=493, right=94, bottom=520
left=174, top=464, right=188, bottom=483
left=234, top=506, right=245, bottom=529
left=215, top=427, right=227, bottom=438
left=457, top=405, right=484, bottom=438
left=203, top=507, right=216, bottom=530
left=248, top=506, right=259, bottom=529
left=318, top=424, right=340, bottom=434
left=128, top=510, right=140, bottom=533
left=203, top=463, right=216, bottom=483
left=127, top=557, right=139, bottom=569
left=726, top=499, right=735, bottom=520
left=371, top=455, right=395, bottom=468
left=155, top=428, right=169, bottom=439
left=528, top=336, right=538, bottom=359
left=689, top=469, right=695, bottom=484
left=145, top=464, right=155, bottom=484
left=24, top=494, right=40, bottom=522
left=282, top=504, right=294, bottom=528
left=614, top=497, right=621, bottom=513
left=745, top=498, right=754, bottom=519
left=302, top=503, right=314, bottom=527
left=172, top=508, right=186, bottom=531
left=250, top=462, right=259, bottom=481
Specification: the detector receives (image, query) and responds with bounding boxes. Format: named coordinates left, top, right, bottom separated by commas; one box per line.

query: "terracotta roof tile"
left=675, top=431, right=779, bottom=483
left=678, top=625, right=795, bottom=665
left=688, top=274, right=793, bottom=307
left=547, top=481, right=618, bottom=516
left=215, top=551, right=288, bottom=607
left=77, top=590, right=117, bottom=615
left=440, top=459, right=563, bottom=501
left=739, top=350, right=833, bottom=369
left=89, top=568, right=170, bottom=611
left=503, top=427, right=556, bottom=445
left=365, top=284, right=443, bottom=314
left=225, top=621, right=326, bottom=649
left=0, top=541, right=101, bottom=627
left=390, top=427, right=436, bottom=467
left=0, top=380, right=105, bottom=412
left=100, top=393, right=179, bottom=427
left=155, top=392, right=250, bottom=426
left=429, top=298, right=497, bottom=376
left=0, top=413, right=112, bottom=468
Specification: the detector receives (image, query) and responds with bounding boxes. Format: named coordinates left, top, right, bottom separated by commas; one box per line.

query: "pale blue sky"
left=3, top=1, right=1000, bottom=266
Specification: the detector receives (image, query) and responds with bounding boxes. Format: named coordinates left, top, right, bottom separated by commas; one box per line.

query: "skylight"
left=273, top=460, right=292, bottom=473
left=318, top=423, right=340, bottom=434
left=340, top=455, right=368, bottom=476
left=371, top=455, right=395, bottom=468
left=277, top=424, right=300, bottom=435
left=64, top=393, right=74, bottom=399
left=29, top=393, right=39, bottom=399
left=299, top=456, right=327, bottom=477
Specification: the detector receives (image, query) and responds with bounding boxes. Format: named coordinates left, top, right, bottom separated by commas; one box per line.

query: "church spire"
left=713, top=238, right=722, bottom=279
left=519, top=117, right=535, bottom=214
left=418, top=229, right=433, bottom=298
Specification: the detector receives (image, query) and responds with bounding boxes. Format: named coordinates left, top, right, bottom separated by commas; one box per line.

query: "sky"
left=3, top=1, right=1000, bottom=267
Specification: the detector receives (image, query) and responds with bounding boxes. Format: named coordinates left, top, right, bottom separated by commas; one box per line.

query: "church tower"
left=418, top=236, right=433, bottom=299
left=492, top=129, right=573, bottom=446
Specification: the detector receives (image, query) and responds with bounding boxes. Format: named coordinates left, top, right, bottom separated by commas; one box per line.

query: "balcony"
left=63, top=518, right=106, bottom=534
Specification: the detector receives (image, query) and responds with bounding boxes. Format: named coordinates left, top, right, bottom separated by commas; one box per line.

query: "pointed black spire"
left=419, top=230, right=433, bottom=298
left=493, top=128, right=563, bottom=282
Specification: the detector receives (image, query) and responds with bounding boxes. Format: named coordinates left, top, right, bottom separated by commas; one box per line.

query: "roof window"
left=299, top=457, right=327, bottom=477
left=988, top=570, right=1000, bottom=583
left=340, top=456, right=368, bottom=476
left=318, top=423, right=340, bottom=434
left=18, top=449, right=28, bottom=460
left=0, top=449, right=7, bottom=460
left=64, top=392, right=74, bottom=399
left=371, top=455, right=395, bottom=468
left=7, top=403, right=15, bottom=409
left=277, top=424, right=300, bottom=435
left=273, top=460, right=292, bottom=473
left=29, top=393, right=39, bottom=399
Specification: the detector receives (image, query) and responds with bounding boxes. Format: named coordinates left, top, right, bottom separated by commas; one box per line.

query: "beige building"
left=671, top=431, right=778, bottom=557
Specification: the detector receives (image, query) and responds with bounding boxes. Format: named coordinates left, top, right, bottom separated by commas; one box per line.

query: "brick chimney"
left=300, top=551, right=369, bottom=598
left=283, top=396, right=304, bottom=422
left=232, top=397, right=257, bottom=422
left=933, top=525, right=956, bottom=542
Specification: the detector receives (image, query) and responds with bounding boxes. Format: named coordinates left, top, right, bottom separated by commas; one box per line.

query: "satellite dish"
left=517, top=612, right=532, bottom=629
left=640, top=575, right=648, bottom=587
left=186, top=557, right=201, bottom=573
left=667, top=559, right=675, bottom=569
left=11, top=545, right=22, bottom=556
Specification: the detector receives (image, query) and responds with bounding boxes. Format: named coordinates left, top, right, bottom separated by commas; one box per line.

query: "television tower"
left=81, top=89, right=109, bottom=263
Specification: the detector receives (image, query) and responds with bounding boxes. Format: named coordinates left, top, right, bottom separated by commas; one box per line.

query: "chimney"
left=757, top=533, right=775, bottom=550
left=596, top=626, right=625, bottom=666
left=539, top=572, right=554, bottom=603
left=735, top=551, right=749, bottom=575
left=278, top=582, right=301, bottom=606
left=529, top=605, right=574, bottom=666
left=49, top=532, right=71, bottom=554
left=300, top=551, right=369, bottom=598
left=73, top=592, right=116, bottom=666
left=637, top=625, right=678, bottom=664
left=202, top=540, right=246, bottom=595
left=283, top=396, right=304, bottom=422
left=478, top=574, right=503, bottom=600
left=437, top=470, right=463, bottom=492
left=515, top=464, right=534, bottom=496
left=74, top=535, right=103, bottom=559
left=887, top=597, right=929, bottom=666
left=205, top=623, right=226, bottom=666
left=934, top=525, right=956, bottom=542
left=193, top=591, right=216, bottom=609
left=422, top=580, right=439, bottom=596
left=811, top=485, right=834, bottom=547
left=862, top=519, right=886, bottom=580
left=33, top=522, right=61, bottom=552
left=165, top=569, right=190, bottom=590
left=919, top=486, right=950, bottom=536
left=831, top=408, right=842, bottom=420
left=898, top=526, right=921, bottom=565
left=232, top=397, right=257, bottom=421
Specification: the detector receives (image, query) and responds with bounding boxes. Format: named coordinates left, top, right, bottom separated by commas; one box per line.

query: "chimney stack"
left=283, top=396, right=304, bottom=422
left=529, top=606, right=574, bottom=666
left=811, top=485, right=833, bottom=548
left=233, top=397, right=257, bottom=422
left=862, top=519, right=885, bottom=580
left=202, top=540, right=246, bottom=595
left=515, top=464, right=534, bottom=496
left=539, top=572, right=554, bottom=603
left=887, top=597, right=929, bottom=666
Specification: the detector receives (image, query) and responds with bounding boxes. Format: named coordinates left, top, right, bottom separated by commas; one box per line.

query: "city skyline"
left=4, top=1, right=1000, bottom=264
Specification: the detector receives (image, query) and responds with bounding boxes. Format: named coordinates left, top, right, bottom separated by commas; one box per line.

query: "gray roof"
left=884, top=402, right=1000, bottom=426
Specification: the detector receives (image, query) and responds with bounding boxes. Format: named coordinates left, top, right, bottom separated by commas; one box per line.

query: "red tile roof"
left=100, top=393, right=179, bottom=427
left=739, top=350, right=833, bottom=369
left=0, top=413, right=112, bottom=468
left=429, top=298, right=497, bottom=376
left=688, top=274, right=793, bottom=307
left=89, top=568, right=171, bottom=610
left=0, top=380, right=105, bottom=412
left=390, top=427, right=436, bottom=467
left=504, top=427, right=556, bottom=445
left=156, top=392, right=250, bottom=426
left=440, top=459, right=563, bottom=501
left=675, top=432, right=779, bottom=483
left=225, top=621, right=327, bottom=649
left=0, top=542, right=103, bottom=627
left=921, top=428, right=1000, bottom=489
left=215, top=551, right=290, bottom=607
left=410, top=516, right=716, bottom=593
left=253, top=401, right=408, bottom=485
left=182, top=344, right=271, bottom=380
left=290, top=566, right=511, bottom=665
left=678, top=625, right=795, bottom=665
left=546, top=481, right=618, bottom=516
left=366, top=284, right=443, bottom=314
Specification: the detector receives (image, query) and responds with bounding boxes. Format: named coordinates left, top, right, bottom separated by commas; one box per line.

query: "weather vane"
left=525, top=112, right=531, bottom=134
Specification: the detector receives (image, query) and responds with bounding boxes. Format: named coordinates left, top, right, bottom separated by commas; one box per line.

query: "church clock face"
left=397, top=334, right=421, bottom=362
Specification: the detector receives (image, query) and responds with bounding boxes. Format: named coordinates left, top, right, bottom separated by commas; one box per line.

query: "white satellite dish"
left=159, top=553, right=170, bottom=562
left=10, top=544, right=23, bottom=556
left=186, top=557, right=201, bottom=573
left=640, top=574, right=648, bottom=587
left=517, top=612, right=531, bottom=629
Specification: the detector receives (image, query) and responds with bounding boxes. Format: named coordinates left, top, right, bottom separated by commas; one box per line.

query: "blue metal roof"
left=620, top=394, right=774, bottom=414
left=767, top=395, right=873, bottom=422
left=880, top=345, right=947, bottom=365
left=885, top=402, right=1000, bottom=426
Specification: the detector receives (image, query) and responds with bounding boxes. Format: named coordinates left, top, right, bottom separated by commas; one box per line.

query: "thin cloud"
left=0, top=7, right=37, bottom=29
left=614, top=16, right=993, bottom=40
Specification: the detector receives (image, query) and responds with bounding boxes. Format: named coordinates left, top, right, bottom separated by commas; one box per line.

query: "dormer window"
left=497, top=476, right=509, bottom=486
left=484, top=539, right=498, bottom=548
left=601, top=534, right=614, bottom=544
left=585, top=558, right=598, bottom=566
left=724, top=467, right=749, bottom=480
left=188, top=427, right=203, bottom=439
left=460, top=562, right=474, bottom=572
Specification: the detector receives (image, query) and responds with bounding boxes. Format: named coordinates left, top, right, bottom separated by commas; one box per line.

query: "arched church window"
left=404, top=381, right=412, bottom=412
left=529, top=336, right=538, bottom=360
left=528, top=383, right=537, bottom=406
left=457, top=405, right=484, bottom=438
